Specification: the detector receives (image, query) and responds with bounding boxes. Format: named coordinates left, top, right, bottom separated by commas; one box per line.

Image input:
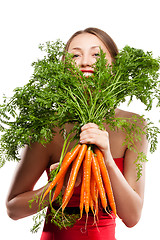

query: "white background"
left=0, top=0, right=160, bottom=239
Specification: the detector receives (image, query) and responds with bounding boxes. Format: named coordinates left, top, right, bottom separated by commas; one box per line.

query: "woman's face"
left=67, top=33, right=112, bottom=76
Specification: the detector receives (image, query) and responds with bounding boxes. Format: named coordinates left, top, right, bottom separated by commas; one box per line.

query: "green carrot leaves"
left=0, top=40, right=160, bottom=168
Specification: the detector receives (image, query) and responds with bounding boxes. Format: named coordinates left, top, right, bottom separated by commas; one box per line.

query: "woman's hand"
left=50, top=162, right=59, bottom=172
left=50, top=162, right=82, bottom=189
left=79, top=123, right=112, bottom=160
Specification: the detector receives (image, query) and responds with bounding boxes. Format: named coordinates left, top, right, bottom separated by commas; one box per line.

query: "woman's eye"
left=93, top=53, right=100, bottom=57
left=72, top=54, right=80, bottom=58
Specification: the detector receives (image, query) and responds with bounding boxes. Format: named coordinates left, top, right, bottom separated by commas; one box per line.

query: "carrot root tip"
left=80, top=227, right=87, bottom=234
left=85, top=213, right=89, bottom=231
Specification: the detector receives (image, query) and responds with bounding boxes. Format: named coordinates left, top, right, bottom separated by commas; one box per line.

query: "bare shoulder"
left=115, top=108, right=148, bottom=155
left=115, top=108, right=147, bottom=126
left=115, top=108, right=140, bottom=118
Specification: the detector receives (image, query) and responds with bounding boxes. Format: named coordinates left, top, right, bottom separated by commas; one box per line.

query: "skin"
left=6, top=33, right=148, bottom=228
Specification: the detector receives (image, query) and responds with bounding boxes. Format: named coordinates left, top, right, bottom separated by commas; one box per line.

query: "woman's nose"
left=80, top=54, right=92, bottom=67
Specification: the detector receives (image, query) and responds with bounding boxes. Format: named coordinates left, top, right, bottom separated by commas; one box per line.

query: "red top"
left=40, top=158, right=124, bottom=240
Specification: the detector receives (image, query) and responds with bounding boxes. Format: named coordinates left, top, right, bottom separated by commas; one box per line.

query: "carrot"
left=83, top=148, right=92, bottom=216
left=94, top=185, right=99, bottom=220
left=42, top=144, right=81, bottom=201
left=90, top=172, right=96, bottom=204
left=51, top=178, right=64, bottom=203
left=79, top=167, right=85, bottom=219
left=51, top=152, right=72, bottom=203
left=94, top=147, right=117, bottom=216
left=62, top=144, right=87, bottom=211
left=90, top=172, right=99, bottom=219
left=89, top=193, right=95, bottom=216
left=91, top=152, right=108, bottom=211
left=62, top=188, right=74, bottom=211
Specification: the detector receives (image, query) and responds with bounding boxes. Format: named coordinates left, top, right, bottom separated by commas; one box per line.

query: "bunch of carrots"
left=41, top=143, right=116, bottom=226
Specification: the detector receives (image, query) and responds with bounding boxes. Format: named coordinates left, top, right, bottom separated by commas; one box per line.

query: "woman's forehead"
left=68, top=33, right=108, bottom=52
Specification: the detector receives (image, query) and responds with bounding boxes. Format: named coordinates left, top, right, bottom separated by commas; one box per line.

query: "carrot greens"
left=0, top=40, right=160, bottom=230
left=0, top=40, right=159, bottom=167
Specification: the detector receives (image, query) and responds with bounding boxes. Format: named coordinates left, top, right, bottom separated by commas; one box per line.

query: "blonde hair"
left=65, top=27, right=119, bottom=61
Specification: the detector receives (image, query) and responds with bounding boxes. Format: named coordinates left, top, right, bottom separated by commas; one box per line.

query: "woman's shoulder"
left=115, top=108, right=146, bottom=125
left=114, top=108, right=148, bottom=140
left=115, top=108, right=141, bottom=119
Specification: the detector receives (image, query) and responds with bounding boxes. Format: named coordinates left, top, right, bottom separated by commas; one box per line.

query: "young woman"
left=6, top=28, right=148, bottom=240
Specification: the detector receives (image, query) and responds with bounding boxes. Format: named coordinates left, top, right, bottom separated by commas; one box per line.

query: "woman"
left=6, top=28, right=148, bottom=240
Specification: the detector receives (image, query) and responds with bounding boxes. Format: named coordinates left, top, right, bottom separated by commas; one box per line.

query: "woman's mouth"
left=81, top=69, right=94, bottom=77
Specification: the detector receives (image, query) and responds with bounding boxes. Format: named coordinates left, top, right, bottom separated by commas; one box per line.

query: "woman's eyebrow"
left=71, top=46, right=100, bottom=51
left=71, top=47, right=81, bottom=50
left=91, top=46, right=100, bottom=49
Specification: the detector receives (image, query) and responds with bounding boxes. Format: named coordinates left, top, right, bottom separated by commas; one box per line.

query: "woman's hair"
left=64, top=27, right=119, bottom=61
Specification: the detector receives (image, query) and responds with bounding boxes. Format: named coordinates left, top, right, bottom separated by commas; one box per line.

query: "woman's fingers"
left=81, top=122, right=99, bottom=131
left=80, top=123, right=109, bottom=152
left=50, top=162, right=59, bottom=172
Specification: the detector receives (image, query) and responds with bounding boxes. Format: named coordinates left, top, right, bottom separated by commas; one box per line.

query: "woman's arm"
left=6, top=142, right=53, bottom=220
left=80, top=122, right=148, bottom=228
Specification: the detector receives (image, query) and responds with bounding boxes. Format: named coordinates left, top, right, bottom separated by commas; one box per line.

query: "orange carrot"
left=79, top=168, right=85, bottom=219
left=51, top=152, right=71, bottom=203
left=62, top=144, right=87, bottom=211
left=94, top=147, right=117, bottom=216
left=91, top=152, right=108, bottom=211
left=89, top=194, right=94, bottom=215
left=61, top=188, right=74, bottom=211
left=90, top=172, right=99, bottom=217
left=51, top=178, right=64, bottom=203
left=90, top=172, right=96, bottom=204
left=83, top=148, right=92, bottom=216
left=42, top=144, right=81, bottom=201
left=94, top=185, right=99, bottom=220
